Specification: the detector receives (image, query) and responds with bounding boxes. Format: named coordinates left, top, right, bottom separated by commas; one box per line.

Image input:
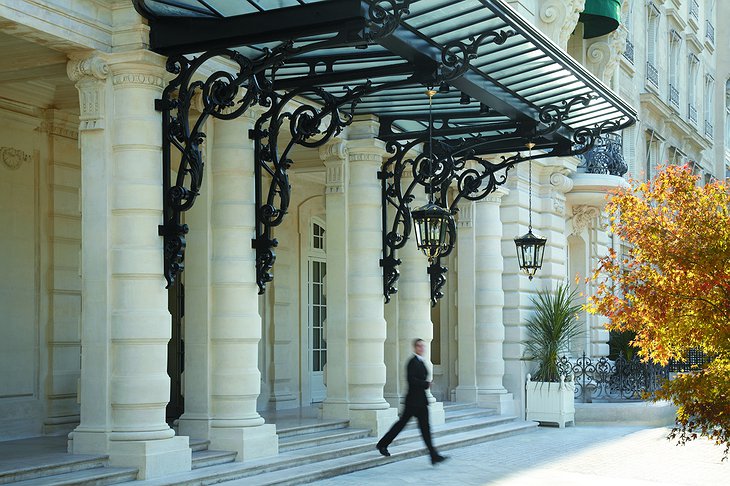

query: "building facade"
left=0, top=0, right=726, bottom=480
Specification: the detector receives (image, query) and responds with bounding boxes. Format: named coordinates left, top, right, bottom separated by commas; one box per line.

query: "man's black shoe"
left=376, top=445, right=390, bottom=457
left=431, top=454, right=448, bottom=465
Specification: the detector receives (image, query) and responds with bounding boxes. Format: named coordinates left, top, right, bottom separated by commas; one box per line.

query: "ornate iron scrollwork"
left=440, top=29, right=515, bottom=80
left=378, top=94, right=627, bottom=304
left=250, top=82, right=370, bottom=293
left=156, top=0, right=420, bottom=290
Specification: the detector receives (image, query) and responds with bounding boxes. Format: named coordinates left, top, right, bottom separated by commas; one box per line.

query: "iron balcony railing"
left=705, top=120, right=713, bottom=137
left=690, top=0, right=700, bottom=21
left=646, top=62, right=659, bottom=88
left=577, top=132, right=628, bottom=176
left=689, top=104, right=698, bottom=123
left=669, top=85, right=680, bottom=108
left=623, top=39, right=634, bottom=64
left=558, top=353, right=668, bottom=402
left=667, top=348, right=711, bottom=373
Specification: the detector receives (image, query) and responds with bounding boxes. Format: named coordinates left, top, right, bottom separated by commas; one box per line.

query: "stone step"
left=278, top=427, right=372, bottom=452
left=275, top=419, right=350, bottom=439
left=192, top=449, right=238, bottom=469
left=189, top=438, right=210, bottom=452
left=445, top=408, right=498, bottom=422
left=234, top=420, right=539, bottom=485
left=0, top=456, right=109, bottom=484
left=124, top=411, right=533, bottom=486
left=441, top=402, right=477, bottom=412
left=8, top=466, right=139, bottom=486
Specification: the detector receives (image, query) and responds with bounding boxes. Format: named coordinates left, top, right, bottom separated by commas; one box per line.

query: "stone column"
left=320, top=140, right=351, bottom=419
left=177, top=105, right=213, bottom=439
left=474, top=190, right=513, bottom=414
left=205, top=108, right=278, bottom=461
left=455, top=201, right=478, bottom=403
left=344, top=118, right=397, bottom=435
left=67, top=51, right=191, bottom=479
left=396, top=181, right=444, bottom=424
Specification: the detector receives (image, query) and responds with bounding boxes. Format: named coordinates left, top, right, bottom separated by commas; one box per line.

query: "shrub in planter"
left=523, top=283, right=582, bottom=427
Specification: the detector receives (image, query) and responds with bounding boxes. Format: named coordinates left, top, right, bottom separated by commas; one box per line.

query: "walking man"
left=376, top=338, right=448, bottom=465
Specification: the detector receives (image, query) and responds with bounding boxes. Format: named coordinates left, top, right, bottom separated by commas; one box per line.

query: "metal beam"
left=146, top=0, right=366, bottom=56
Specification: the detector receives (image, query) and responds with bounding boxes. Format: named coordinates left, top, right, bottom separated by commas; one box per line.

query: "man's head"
left=413, top=338, right=425, bottom=356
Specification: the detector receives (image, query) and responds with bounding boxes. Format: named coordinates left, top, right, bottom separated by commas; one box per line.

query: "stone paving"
left=313, top=425, right=728, bottom=485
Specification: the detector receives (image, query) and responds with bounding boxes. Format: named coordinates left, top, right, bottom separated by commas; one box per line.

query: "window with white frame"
left=668, top=30, right=681, bottom=109
left=308, top=220, right=326, bottom=374
left=646, top=3, right=660, bottom=88
left=622, top=0, right=635, bottom=64
left=645, top=130, right=659, bottom=179
left=725, top=80, right=730, bottom=150
left=688, top=53, right=700, bottom=123
left=704, top=73, right=715, bottom=137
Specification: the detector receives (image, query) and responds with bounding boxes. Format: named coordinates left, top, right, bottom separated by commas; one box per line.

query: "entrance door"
left=308, top=257, right=327, bottom=402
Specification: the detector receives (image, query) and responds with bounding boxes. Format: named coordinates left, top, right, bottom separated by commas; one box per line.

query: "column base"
left=209, top=424, right=278, bottom=462
left=322, top=400, right=350, bottom=420
left=177, top=415, right=212, bottom=440
left=70, top=431, right=192, bottom=480
left=349, top=408, right=398, bottom=438
left=454, top=386, right=478, bottom=404
left=108, top=436, right=191, bottom=480
left=478, top=392, right=515, bottom=415
left=428, top=401, right=445, bottom=426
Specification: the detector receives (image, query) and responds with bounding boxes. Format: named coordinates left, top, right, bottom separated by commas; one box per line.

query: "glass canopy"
left=134, top=0, right=636, bottom=152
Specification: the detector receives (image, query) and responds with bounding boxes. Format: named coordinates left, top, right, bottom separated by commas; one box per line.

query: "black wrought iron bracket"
left=156, top=1, right=417, bottom=291
left=379, top=95, right=629, bottom=305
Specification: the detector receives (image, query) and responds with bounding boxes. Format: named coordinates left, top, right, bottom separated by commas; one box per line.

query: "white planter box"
left=525, top=376, right=575, bottom=428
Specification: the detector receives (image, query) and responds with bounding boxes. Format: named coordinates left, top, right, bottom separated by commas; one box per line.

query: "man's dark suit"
left=376, top=355, right=439, bottom=459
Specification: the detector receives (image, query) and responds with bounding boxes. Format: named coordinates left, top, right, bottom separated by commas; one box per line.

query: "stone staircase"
left=126, top=403, right=537, bottom=485
left=1, top=403, right=536, bottom=485
left=0, top=453, right=138, bottom=485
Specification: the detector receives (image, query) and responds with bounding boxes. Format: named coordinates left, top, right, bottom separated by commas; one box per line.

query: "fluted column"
left=345, top=117, right=398, bottom=435
left=206, top=108, right=278, bottom=461
left=320, top=140, right=351, bottom=419
left=474, top=190, right=513, bottom=413
left=396, top=180, right=444, bottom=424
left=67, top=51, right=191, bottom=479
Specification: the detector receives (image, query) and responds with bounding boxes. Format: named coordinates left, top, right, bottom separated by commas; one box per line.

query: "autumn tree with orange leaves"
left=587, top=165, right=729, bottom=457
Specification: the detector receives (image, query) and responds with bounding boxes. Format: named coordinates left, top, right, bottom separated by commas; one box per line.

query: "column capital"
left=67, top=55, right=110, bottom=83
left=67, top=55, right=110, bottom=132
left=549, top=171, right=574, bottom=194
left=346, top=138, right=388, bottom=162
left=319, top=140, right=348, bottom=161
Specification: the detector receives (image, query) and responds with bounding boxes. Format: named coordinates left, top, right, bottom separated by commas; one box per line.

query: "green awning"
left=579, top=0, right=621, bottom=39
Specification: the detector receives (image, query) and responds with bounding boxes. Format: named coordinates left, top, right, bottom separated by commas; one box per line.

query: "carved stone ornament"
left=571, top=205, right=599, bottom=234
left=550, top=172, right=574, bottom=193
left=1, top=146, right=32, bottom=170
left=587, top=26, right=627, bottom=84
left=68, top=57, right=110, bottom=132
left=324, top=159, right=346, bottom=194
left=67, top=57, right=109, bottom=83
left=456, top=200, right=474, bottom=228
left=539, top=0, right=586, bottom=50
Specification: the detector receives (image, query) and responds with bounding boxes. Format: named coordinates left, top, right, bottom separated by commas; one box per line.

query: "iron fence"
left=557, top=352, right=669, bottom=402
left=667, top=348, right=711, bottom=372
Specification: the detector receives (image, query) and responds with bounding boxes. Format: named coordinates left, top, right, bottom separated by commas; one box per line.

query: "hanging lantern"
left=514, top=228, right=547, bottom=280
left=514, top=141, right=546, bottom=279
left=412, top=201, right=452, bottom=262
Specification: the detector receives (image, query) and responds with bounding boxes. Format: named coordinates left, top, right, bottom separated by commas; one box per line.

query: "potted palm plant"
left=523, top=283, right=582, bottom=427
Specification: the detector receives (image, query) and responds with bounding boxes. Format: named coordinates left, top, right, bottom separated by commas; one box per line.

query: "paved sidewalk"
left=314, top=425, right=728, bottom=485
